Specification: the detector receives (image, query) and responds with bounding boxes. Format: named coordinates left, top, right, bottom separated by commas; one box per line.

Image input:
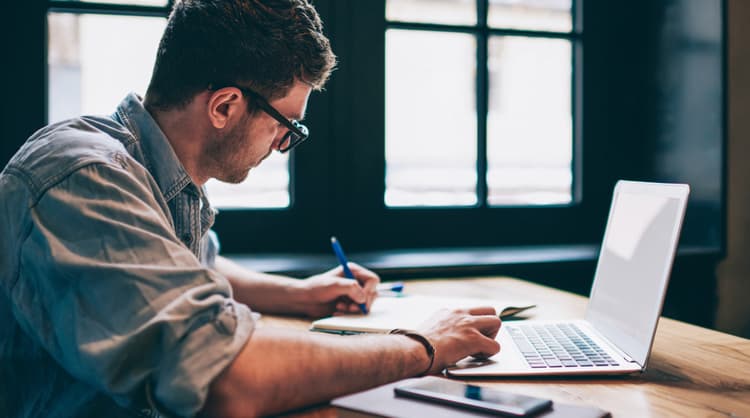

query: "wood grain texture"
left=261, top=278, right=750, bottom=418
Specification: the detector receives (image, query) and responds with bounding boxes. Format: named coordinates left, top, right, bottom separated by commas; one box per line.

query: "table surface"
left=258, top=277, right=750, bottom=418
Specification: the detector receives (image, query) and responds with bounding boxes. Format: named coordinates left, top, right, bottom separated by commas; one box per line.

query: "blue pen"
left=330, top=236, right=369, bottom=314
left=376, top=282, right=405, bottom=298
left=377, top=282, right=404, bottom=293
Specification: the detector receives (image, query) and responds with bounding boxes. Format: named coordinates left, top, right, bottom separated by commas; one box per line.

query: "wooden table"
left=259, top=278, right=750, bottom=417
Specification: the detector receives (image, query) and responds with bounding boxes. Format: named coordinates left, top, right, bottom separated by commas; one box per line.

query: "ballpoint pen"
left=330, top=236, right=368, bottom=314
left=377, top=282, right=405, bottom=296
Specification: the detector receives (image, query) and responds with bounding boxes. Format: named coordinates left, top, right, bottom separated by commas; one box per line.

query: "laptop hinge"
left=593, top=329, right=640, bottom=366
left=617, top=349, right=637, bottom=364
left=612, top=344, right=639, bottom=365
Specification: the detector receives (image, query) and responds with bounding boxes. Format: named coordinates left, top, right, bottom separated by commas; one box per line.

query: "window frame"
left=44, top=0, right=173, bottom=122
left=384, top=1, right=582, bottom=209
left=35, top=0, right=617, bottom=255
left=176, top=0, right=598, bottom=254
left=266, top=0, right=596, bottom=254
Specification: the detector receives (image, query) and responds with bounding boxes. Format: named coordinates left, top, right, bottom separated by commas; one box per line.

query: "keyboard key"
left=544, top=359, right=563, bottom=367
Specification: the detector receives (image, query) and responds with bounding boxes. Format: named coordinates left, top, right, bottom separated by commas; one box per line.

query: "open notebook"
left=310, top=294, right=536, bottom=334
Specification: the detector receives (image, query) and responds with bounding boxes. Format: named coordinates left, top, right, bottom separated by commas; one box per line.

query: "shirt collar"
left=114, top=93, right=196, bottom=201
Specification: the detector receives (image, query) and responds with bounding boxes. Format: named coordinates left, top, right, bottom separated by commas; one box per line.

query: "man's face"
left=207, top=81, right=312, bottom=184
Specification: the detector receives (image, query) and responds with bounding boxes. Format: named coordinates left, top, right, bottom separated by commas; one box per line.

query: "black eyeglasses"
left=237, top=87, right=309, bottom=153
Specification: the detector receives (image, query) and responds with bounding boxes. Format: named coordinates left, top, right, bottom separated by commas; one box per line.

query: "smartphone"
left=394, top=378, right=552, bottom=417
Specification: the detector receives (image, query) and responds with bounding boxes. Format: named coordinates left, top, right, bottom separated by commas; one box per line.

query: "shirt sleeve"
left=9, top=160, right=255, bottom=417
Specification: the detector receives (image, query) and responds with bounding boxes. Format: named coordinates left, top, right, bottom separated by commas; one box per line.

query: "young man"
left=0, top=1, right=502, bottom=417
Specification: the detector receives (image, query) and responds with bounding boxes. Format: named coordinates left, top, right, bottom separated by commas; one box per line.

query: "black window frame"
left=38, top=0, right=597, bottom=255
left=44, top=0, right=173, bottom=126
left=218, top=0, right=601, bottom=255
left=383, top=0, right=582, bottom=209
left=6, top=0, right=723, bottom=260
left=47, top=0, right=173, bottom=16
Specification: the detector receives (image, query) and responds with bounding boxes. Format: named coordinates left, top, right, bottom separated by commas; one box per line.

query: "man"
left=0, top=0, right=502, bottom=416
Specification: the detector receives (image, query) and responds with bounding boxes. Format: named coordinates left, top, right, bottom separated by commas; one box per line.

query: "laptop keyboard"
left=507, top=323, right=620, bottom=368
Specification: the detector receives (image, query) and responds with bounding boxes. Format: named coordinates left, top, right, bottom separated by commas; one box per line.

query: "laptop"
left=447, top=180, right=690, bottom=377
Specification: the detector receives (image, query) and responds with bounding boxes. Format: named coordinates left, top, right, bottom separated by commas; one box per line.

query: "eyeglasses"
left=237, top=87, right=310, bottom=153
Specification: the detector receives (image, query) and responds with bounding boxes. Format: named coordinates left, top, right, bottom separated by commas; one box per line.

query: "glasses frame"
left=237, top=87, right=310, bottom=153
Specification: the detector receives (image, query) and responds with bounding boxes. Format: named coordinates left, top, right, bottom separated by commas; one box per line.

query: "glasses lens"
left=278, top=131, right=295, bottom=153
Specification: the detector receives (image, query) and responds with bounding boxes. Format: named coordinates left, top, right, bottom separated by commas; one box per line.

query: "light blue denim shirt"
left=0, top=93, right=255, bottom=417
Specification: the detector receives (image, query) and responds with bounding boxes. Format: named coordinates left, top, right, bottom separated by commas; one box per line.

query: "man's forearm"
left=203, top=327, right=430, bottom=417
left=214, top=255, right=307, bottom=314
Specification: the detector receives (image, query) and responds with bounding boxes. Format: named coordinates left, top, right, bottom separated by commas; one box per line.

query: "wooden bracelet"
left=390, top=329, right=436, bottom=376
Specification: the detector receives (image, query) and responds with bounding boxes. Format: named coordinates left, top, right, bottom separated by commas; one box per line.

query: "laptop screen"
left=585, top=181, right=689, bottom=367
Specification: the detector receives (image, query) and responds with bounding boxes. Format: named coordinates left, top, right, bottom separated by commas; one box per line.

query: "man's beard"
left=205, top=118, right=254, bottom=184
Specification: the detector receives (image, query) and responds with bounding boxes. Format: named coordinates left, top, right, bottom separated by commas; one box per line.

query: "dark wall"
left=580, top=0, right=725, bottom=327
left=584, top=0, right=725, bottom=251
left=716, top=0, right=750, bottom=339
left=2, top=1, right=46, bottom=169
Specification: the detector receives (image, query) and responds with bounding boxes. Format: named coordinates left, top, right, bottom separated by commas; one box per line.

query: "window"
left=40, top=0, right=586, bottom=253
left=385, top=0, right=577, bottom=207
left=47, top=12, right=165, bottom=123
left=46, top=0, right=290, bottom=210
left=385, top=29, right=478, bottom=207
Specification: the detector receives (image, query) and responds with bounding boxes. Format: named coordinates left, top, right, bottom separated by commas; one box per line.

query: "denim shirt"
left=0, top=93, right=255, bottom=417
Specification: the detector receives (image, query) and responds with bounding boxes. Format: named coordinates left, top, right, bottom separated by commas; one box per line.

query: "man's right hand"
left=417, top=307, right=502, bottom=374
left=205, top=305, right=502, bottom=417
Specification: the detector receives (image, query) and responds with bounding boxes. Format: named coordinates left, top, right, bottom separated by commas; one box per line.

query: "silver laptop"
left=448, top=180, right=690, bottom=377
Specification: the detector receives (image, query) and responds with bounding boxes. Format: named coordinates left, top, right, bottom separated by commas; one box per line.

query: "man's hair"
left=144, top=0, right=336, bottom=110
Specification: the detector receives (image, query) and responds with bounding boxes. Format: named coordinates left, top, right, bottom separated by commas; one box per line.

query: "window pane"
left=488, top=0, right=572, bottom=32
left=205, top=152, right=290, bottom=209
left=386, top=0, right=476, bottom=26
left=487, top=36, right=572, bottom=206
left=48, top=13, right=164, bottom=122
left=386, top=30, right=477, bottom=207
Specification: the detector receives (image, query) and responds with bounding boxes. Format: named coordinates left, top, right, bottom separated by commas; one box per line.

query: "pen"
left=330, top=236, right=368, bottom=314
left=377, top=282, right=404, bottom=294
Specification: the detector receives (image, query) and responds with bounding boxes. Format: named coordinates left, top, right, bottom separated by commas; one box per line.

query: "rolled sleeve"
left=10, top=162, right=255, bottom=417
left=152, top=298, right=254, bottom=416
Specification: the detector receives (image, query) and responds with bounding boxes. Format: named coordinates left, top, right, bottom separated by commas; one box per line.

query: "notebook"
left=447, top=180, right=690, bottom=377
left=310, top=295, right=536, bottom=334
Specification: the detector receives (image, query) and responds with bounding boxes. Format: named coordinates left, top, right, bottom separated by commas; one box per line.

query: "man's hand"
left=296, top=263, right=380, bottom=318
left=214, top=256, right=379, bottom=318
left=417, top=307, right=502, bottom=374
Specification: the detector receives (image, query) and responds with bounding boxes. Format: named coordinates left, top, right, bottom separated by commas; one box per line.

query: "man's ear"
left=207, top=87, right=245, bottom=129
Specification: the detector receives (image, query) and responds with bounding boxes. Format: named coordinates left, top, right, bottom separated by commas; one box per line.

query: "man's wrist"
left=285, top=277, right=312, bottom=314
left=390, top=329, right=436, bottom=376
